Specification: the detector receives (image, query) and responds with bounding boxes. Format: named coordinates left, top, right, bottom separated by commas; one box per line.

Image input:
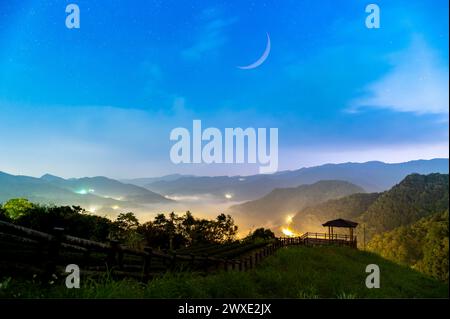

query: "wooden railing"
left=0, top=220, right=291, bottom=281
left=277, top=232, right=357, bottom=248
left=301, top=232, right=355, bottom=241
left=0, top=221, right=358, bottom=282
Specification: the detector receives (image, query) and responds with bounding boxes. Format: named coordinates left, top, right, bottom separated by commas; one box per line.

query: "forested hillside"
left=292, top=193, right=380, bottom=233
left=360, top=173, right=449, bottom=236
left=291, top=173, right=449, bottom=281
left=368, top=211, right=449, bottom=282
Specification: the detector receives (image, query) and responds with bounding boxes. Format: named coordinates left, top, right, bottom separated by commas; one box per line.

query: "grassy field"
left=1, top=246, right=448, bottom=298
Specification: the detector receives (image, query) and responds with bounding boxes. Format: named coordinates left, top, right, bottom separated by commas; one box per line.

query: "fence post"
left=224, top=259, right=228, bottom=271
left=107, top=239, right=119, bottom=269
left=117, top=245, right=124, bottom=270
left=190, top=254, right=196, bottom=269
left=203, top=254, right=209, bottom=272
left=170, top=253, right=177, bottom=271
left=215, top=258, right=221, bottom=271
left=143, top=247, right=153, bottom=281
left=82, top=249, right=91, bottom=266
left=44, top=227, right=64, bottom=283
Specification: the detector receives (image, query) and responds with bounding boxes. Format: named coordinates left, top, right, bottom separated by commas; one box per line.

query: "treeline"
left=0, top=198, right=273, bottom=250
left=360, top=173, right=449, bottom=236
left=368, top=211, right=449, bottom=282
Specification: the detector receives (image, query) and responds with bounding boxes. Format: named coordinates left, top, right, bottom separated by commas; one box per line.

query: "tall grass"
left=1, top=247, right=448, bottom=298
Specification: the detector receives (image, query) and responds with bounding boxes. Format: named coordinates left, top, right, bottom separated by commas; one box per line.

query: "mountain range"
left=0, top=172, right=171, bottom=215
left=1, top=158, right=448, bottom=224
left=137, top=159, right=449, bottom=201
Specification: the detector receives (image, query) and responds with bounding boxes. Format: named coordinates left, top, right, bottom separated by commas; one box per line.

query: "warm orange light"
left=282, top=227, right=295, bottom=237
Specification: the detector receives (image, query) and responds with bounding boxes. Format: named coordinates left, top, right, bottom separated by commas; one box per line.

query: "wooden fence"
left=298, top=232, right=357, bottom=248
left=0, top=220, right=294, bottom=281
left=0, top=221, right=357, bottom=282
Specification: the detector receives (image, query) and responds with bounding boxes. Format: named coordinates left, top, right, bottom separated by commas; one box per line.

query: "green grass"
left=1, top=246, right=448, bottom=298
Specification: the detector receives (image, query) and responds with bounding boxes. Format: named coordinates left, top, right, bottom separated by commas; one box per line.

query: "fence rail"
left=0, top=220, right=356, bottom=282
left=0, top=220, right=290, bottom=281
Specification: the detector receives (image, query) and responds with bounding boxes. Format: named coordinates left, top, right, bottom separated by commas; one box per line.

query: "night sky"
left=0, top=0, right=448, bottom=178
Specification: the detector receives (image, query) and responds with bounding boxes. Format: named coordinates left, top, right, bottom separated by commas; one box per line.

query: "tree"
left=214, top=214, right=238, bottom=243
left=2, top=198, right=36, bottom=220
left=0, top=204, right=8, bottom=221
left=246, top=228, right=275, bottom=241
left=112, top=212, right=143, bottom=248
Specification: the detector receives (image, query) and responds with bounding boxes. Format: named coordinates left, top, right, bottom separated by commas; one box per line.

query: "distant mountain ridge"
left=139, top=159, right=449, bottom=201
left=39, top=174, right=171, bottom=204
left=227, top=180, right=365, bottom=229
left=121, top=174, right=194, bottom=187
left=0, top=171, right=172, bottom=215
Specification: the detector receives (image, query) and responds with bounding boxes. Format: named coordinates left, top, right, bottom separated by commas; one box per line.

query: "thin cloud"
left=181, top=9, right=236, bottom=61
left=348, top=36, right=449, bottom=116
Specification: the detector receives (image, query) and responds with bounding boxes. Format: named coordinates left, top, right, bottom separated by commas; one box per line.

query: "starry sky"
left=0, top=0, right=448, bottom=178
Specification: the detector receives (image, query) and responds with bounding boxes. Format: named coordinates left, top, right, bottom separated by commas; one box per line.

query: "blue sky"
left=0, top=0, right=448, bottom=178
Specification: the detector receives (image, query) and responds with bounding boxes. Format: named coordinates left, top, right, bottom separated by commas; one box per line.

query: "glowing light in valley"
left=75, top=188, right=95, bottom=195
left=111, top=205, right=120, bottom=210
left=103, top=195, right=124, bottom=201
left=164, top=195, right=201, bottom=201
left=225, top=193, right=233, bottom=199
left=88, top=206, right=98, bottom=213
left=281, top=227, right=295, bottom=237
left=238, top=178, right=246, bottom=181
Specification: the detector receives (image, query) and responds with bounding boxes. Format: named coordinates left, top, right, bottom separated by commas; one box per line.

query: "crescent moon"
left=238, top=33, right=271, bottom=70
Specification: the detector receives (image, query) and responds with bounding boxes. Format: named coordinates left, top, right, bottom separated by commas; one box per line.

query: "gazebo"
left=322, top=218, right=358, bottom=243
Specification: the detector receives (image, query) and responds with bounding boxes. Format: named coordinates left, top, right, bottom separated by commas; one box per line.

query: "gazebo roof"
left=322, top=218, right=358, bottom=228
